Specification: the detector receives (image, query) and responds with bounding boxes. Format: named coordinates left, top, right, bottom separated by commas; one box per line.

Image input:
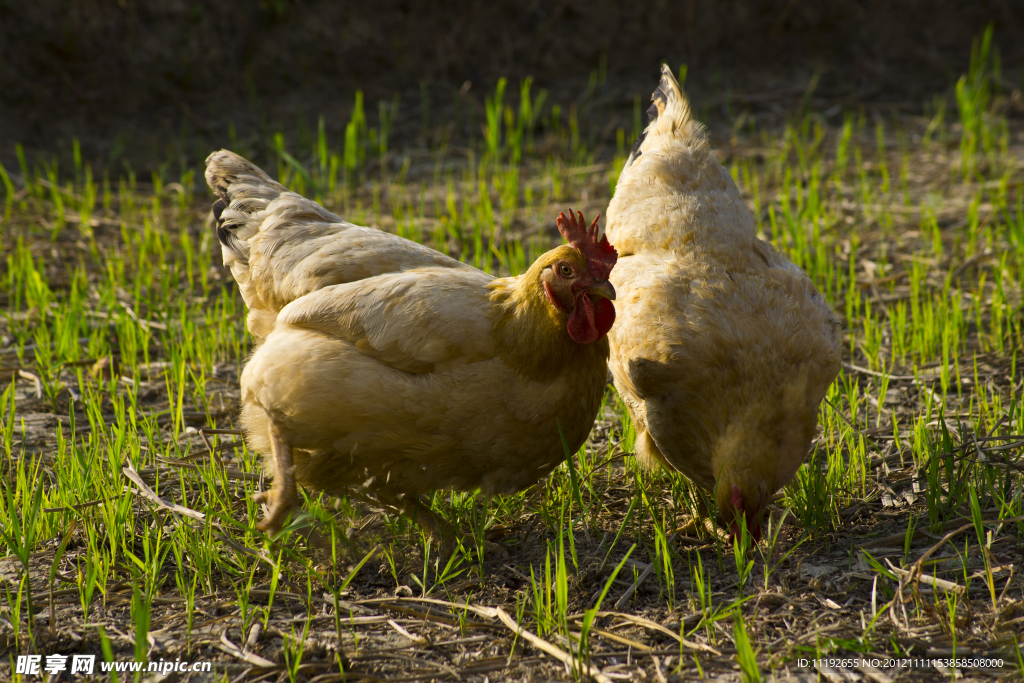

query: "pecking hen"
left=605, top=67, right=841, bottom=540
left=205, top=150, right=618, bottom=534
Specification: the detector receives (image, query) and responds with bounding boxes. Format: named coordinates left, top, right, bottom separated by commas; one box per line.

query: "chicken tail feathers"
left=205, top=150, right=293, bottom=267
left=648, top=64, right=691, bottom=126
left=205, top=149, right=286, bottom=201
left=619, top=64, right=703, bottom=179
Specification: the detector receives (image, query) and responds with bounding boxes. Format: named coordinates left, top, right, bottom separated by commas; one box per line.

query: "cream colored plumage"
left=605, top=67, right=841, bottom=538
left=205, top=151, right=617, bottom=533
left=206, top=151, right=473, bottom=343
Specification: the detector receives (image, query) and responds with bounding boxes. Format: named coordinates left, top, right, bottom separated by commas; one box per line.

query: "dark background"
left=1, top=0, right=1021, bottom=173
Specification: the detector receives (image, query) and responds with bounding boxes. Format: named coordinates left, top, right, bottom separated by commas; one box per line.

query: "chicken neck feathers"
left=489, top=247, right=611, bottom=381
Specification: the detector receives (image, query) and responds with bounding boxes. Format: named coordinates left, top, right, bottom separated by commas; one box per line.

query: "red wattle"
left=595, top=298, right=616, bottom=338
left=567, top=294, right=598, bottom=344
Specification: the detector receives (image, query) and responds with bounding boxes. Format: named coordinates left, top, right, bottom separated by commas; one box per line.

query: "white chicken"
left=605, top=67, right=842, bottom=539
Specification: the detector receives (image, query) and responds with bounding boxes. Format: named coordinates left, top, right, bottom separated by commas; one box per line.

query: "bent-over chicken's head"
left=714, top=435, right=772, bottom=544
left=538, top=209, right=618, bottom=344
left=712, top=374, right=821, bottom=543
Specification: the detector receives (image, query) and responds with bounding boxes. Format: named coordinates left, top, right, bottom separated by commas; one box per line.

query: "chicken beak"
left=587, top=279, right=616, bottom=301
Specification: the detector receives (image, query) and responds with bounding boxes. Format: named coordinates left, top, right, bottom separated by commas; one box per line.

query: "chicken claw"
left=370, top=491, right=508, bottom=558
left=253, top=489, right=296, bottom=533
left=254, top=424, right=300, bottom=534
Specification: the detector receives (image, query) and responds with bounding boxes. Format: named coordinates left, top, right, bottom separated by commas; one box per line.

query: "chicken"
left=205, top=150, right=618, bottom=533
left=604, top=67, right=841, bottom=540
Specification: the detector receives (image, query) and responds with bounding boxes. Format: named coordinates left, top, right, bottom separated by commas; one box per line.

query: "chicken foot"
left=366, top=490, right=508, bottom=559
left=253, top=423, right=301, bottom=534
left=369, top=491, right=455, bottom=541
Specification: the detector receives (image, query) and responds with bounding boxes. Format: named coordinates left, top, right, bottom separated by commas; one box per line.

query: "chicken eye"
left=558, top=264, right=574, bottom=278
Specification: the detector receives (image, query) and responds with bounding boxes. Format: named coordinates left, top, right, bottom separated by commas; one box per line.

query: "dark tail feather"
left=619, top=65, right=691, bottom=179
left=205, top=150, right=290, bottom=266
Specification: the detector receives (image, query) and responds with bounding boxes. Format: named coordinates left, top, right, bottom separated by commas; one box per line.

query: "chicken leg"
left=253, top=423, right=301, bottom=533
left=371, top=490, right=454, bottom=541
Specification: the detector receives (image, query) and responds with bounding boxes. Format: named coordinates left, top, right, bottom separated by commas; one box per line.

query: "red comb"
left=556, top=209, right=618, bottom=280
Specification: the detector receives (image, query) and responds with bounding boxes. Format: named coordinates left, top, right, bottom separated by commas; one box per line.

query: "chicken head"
left=539, top=210, right=618, bottom=344
left=712, top=370, right=823, bottom=541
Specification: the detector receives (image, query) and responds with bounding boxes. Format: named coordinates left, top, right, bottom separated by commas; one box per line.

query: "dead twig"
left=122, top=460, right=206, bottom=521
left=613, top=560, right=657, bottom=610
left=899, top=514, right=1024, bottom=600
left=492, top=606, right=614, bottom=683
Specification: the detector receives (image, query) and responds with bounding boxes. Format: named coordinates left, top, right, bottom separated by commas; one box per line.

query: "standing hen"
left=605, top=67, right=841, bottom=539
left=206, top=151, right=617, bottom=533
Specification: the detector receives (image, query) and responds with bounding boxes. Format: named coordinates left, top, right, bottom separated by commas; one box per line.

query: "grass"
left=1, top=31, right=1023, bottom=681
